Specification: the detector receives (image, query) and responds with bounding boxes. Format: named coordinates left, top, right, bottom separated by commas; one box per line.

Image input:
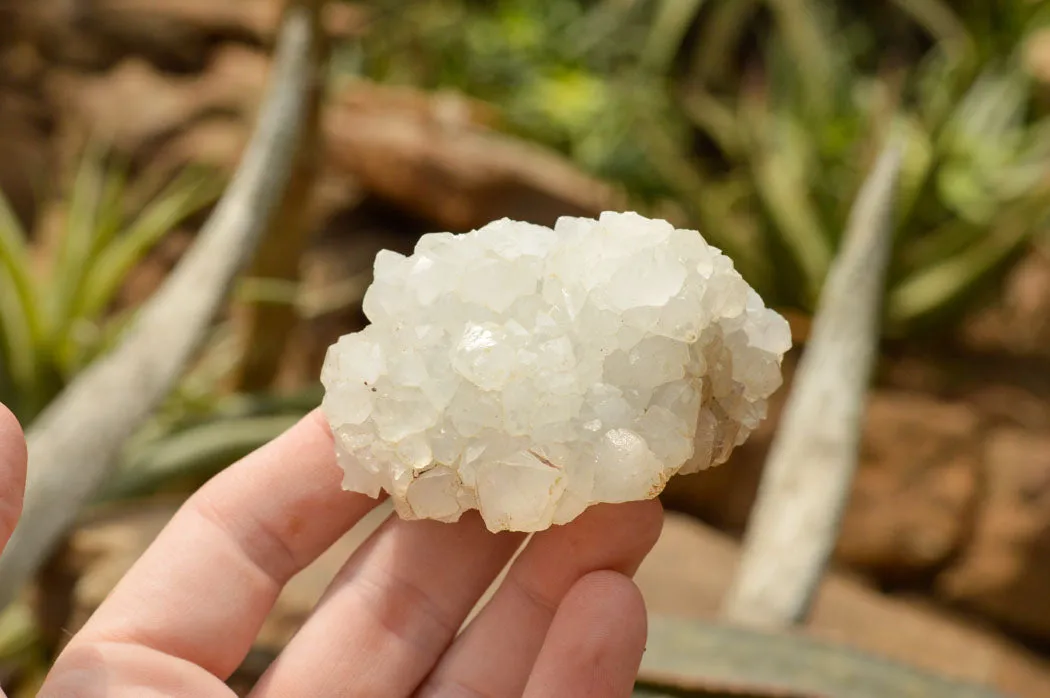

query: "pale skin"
left=0, top=402, right=663, bottom=697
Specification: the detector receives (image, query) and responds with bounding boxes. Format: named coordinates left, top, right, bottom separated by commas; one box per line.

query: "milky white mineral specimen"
left=321, top=211, right=791, bottom=532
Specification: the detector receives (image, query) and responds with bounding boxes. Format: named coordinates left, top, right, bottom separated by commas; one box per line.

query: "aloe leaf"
left=63, top=304, right=138, bottom=375
left=942, top=70, right=1028, bottom=153
left=171, top=322, right=241, bottom=407
left=749, top=116, right=832, bottom=303
left=91, top=158, right=130, bottom=257
left=564, top=0, right=640, bottom=62
left=914, top=48, right=968, bottom=131
left=900, top=220, right=984, bottom=273
left=0, top=336, right=14, bottom=406
left=636, top=615, right=1006, bottom=698
left=764, top=0, right=836, bottom=117
left=105, top=404, right=313, bottom=502
left=0, top=192, right=37, bottom=306
left=641, top=0, right=706, bottom=74
left=688, top=0, right=759, bottom=86
left=991, top=115, right=1050, bottom=200
left=889, top=115, right=935, bottom=227
left=679, top=89, right=742, bottom=158
left=0, top=275, right=36, bottom=418
left=726, top=140, right=901, bottom=626
left=75, top=169, right=223, bottom=328
left=634, top=110, right=764, bottom=280
left=52, top=170, right=221, bottom=376
left=0, top=599, right=37, bottom=654
left=886, top=0, right=973, bottom=60
left=888, top=210, right=1036, bottom=324
left=49, top=144, right=109, bottom=341
left=0, top=192, right=42, bottom=413
left=936, top=159, right=999, bottom=225
left=105, top=414, right=302, bottom=500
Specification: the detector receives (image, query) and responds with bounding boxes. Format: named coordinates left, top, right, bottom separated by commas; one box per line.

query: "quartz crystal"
left=321, top=211, right=791, bottom=532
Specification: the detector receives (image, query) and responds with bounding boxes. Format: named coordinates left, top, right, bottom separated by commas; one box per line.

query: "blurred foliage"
left=0, top=138, right=330, bottom=499
left=0, top=144, right=323, bottom=688
left=349, top=0, right=1050, bottom=333
left=2, top=1, right=1050, bottom=692
left=0, top=147, right=224, bottom=425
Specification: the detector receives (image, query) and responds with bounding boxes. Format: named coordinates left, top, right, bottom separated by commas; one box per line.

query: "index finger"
left=60, top=409, right=379, bottom=680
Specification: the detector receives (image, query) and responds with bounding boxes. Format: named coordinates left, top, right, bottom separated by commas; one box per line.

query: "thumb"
left=0, top=403, right=27, bottom=561
left=0, top=403, right=26, bottom=698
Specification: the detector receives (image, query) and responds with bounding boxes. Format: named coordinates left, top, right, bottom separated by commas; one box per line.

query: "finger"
left=38, top=642, right=230, bottom=698
left=418, top=499, right=663, bottom=698
left=59, top=409, right=379, bottom=680
left=0, top=402, right=27, bottom=556
left=249, top=510, right=525, bottom=698
left=523, top=571, right=647, bottom=698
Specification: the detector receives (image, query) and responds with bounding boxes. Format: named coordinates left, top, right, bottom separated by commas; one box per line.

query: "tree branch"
left=722, top=140, right=903, bottom=627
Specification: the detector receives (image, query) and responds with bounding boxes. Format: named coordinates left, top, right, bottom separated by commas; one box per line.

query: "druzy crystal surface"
left=321, top=212, right=791, bottom=532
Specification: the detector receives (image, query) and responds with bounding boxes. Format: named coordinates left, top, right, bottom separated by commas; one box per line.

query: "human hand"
left=0, top=405, right=662, bottom=697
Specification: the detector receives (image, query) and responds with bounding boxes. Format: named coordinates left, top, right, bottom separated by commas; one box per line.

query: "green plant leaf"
left=0, top=275, right=35, bottom=419
left=0, top=335, right=14, bottom=406
left=748, top=114, right=832, bottom=303
left=913, top=48, right=969, bottom=132
left=889, top=210, right=1036, bottom=324
left=0, top=600, right=39, bottom=665
left=63, top=304, right=139, bottom=374
left=102, top=413, right=304, bottom=501
left=106, top=389, right=321, bottom=502
left=899, top=220, right=983, bottom=273
left=679, top=89, right=742, bottom=158
left=889, top=115, right=936, bottom=227
left=636, top=615, right=1007, bottom=698
left=886, top=0, right=973, bottom=61
left=637, top=115, right=767, bottom=286
left=936, top=160, right=999, bottom=225
left=641, top=0, right=707, bottom=74
left=67, top=168, right=222, bottom=369
left=940, top=69, right=1029, bottom=160
left=0, top=191, right=42, bottom=415
left=173, top=320, right=241, bottom=405
left=49, top=143, right=110, bottom=343
left=91, top=158, right=130, bottom=257
left=687, top=0, right=759, bottom=87
left=764, top=0, right=836, bottom=117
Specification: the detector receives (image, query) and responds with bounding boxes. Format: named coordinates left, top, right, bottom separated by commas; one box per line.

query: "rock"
left=18, top=0, right=366, bottom=72
left=837, top=393, right=982, bottom=582
left=662, top=387, right=983, bottom=583
left=636, top=513, right=1050, bottom=698
left=963, top=247, right=1050, bottom=360
left=325, top=83, right=625, bottom=231
left=937, top=427, right=1050, bottom=641
left=321, top=212, right=791, bottom=532
left=45, top=45, right=269, bottom=160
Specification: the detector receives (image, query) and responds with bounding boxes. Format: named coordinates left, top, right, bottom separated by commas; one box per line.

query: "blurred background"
left=0, top=0, right=1049, bottom=695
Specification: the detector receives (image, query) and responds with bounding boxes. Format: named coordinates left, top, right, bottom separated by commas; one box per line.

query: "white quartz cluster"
left=321, top=212, right=791, bottom=532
